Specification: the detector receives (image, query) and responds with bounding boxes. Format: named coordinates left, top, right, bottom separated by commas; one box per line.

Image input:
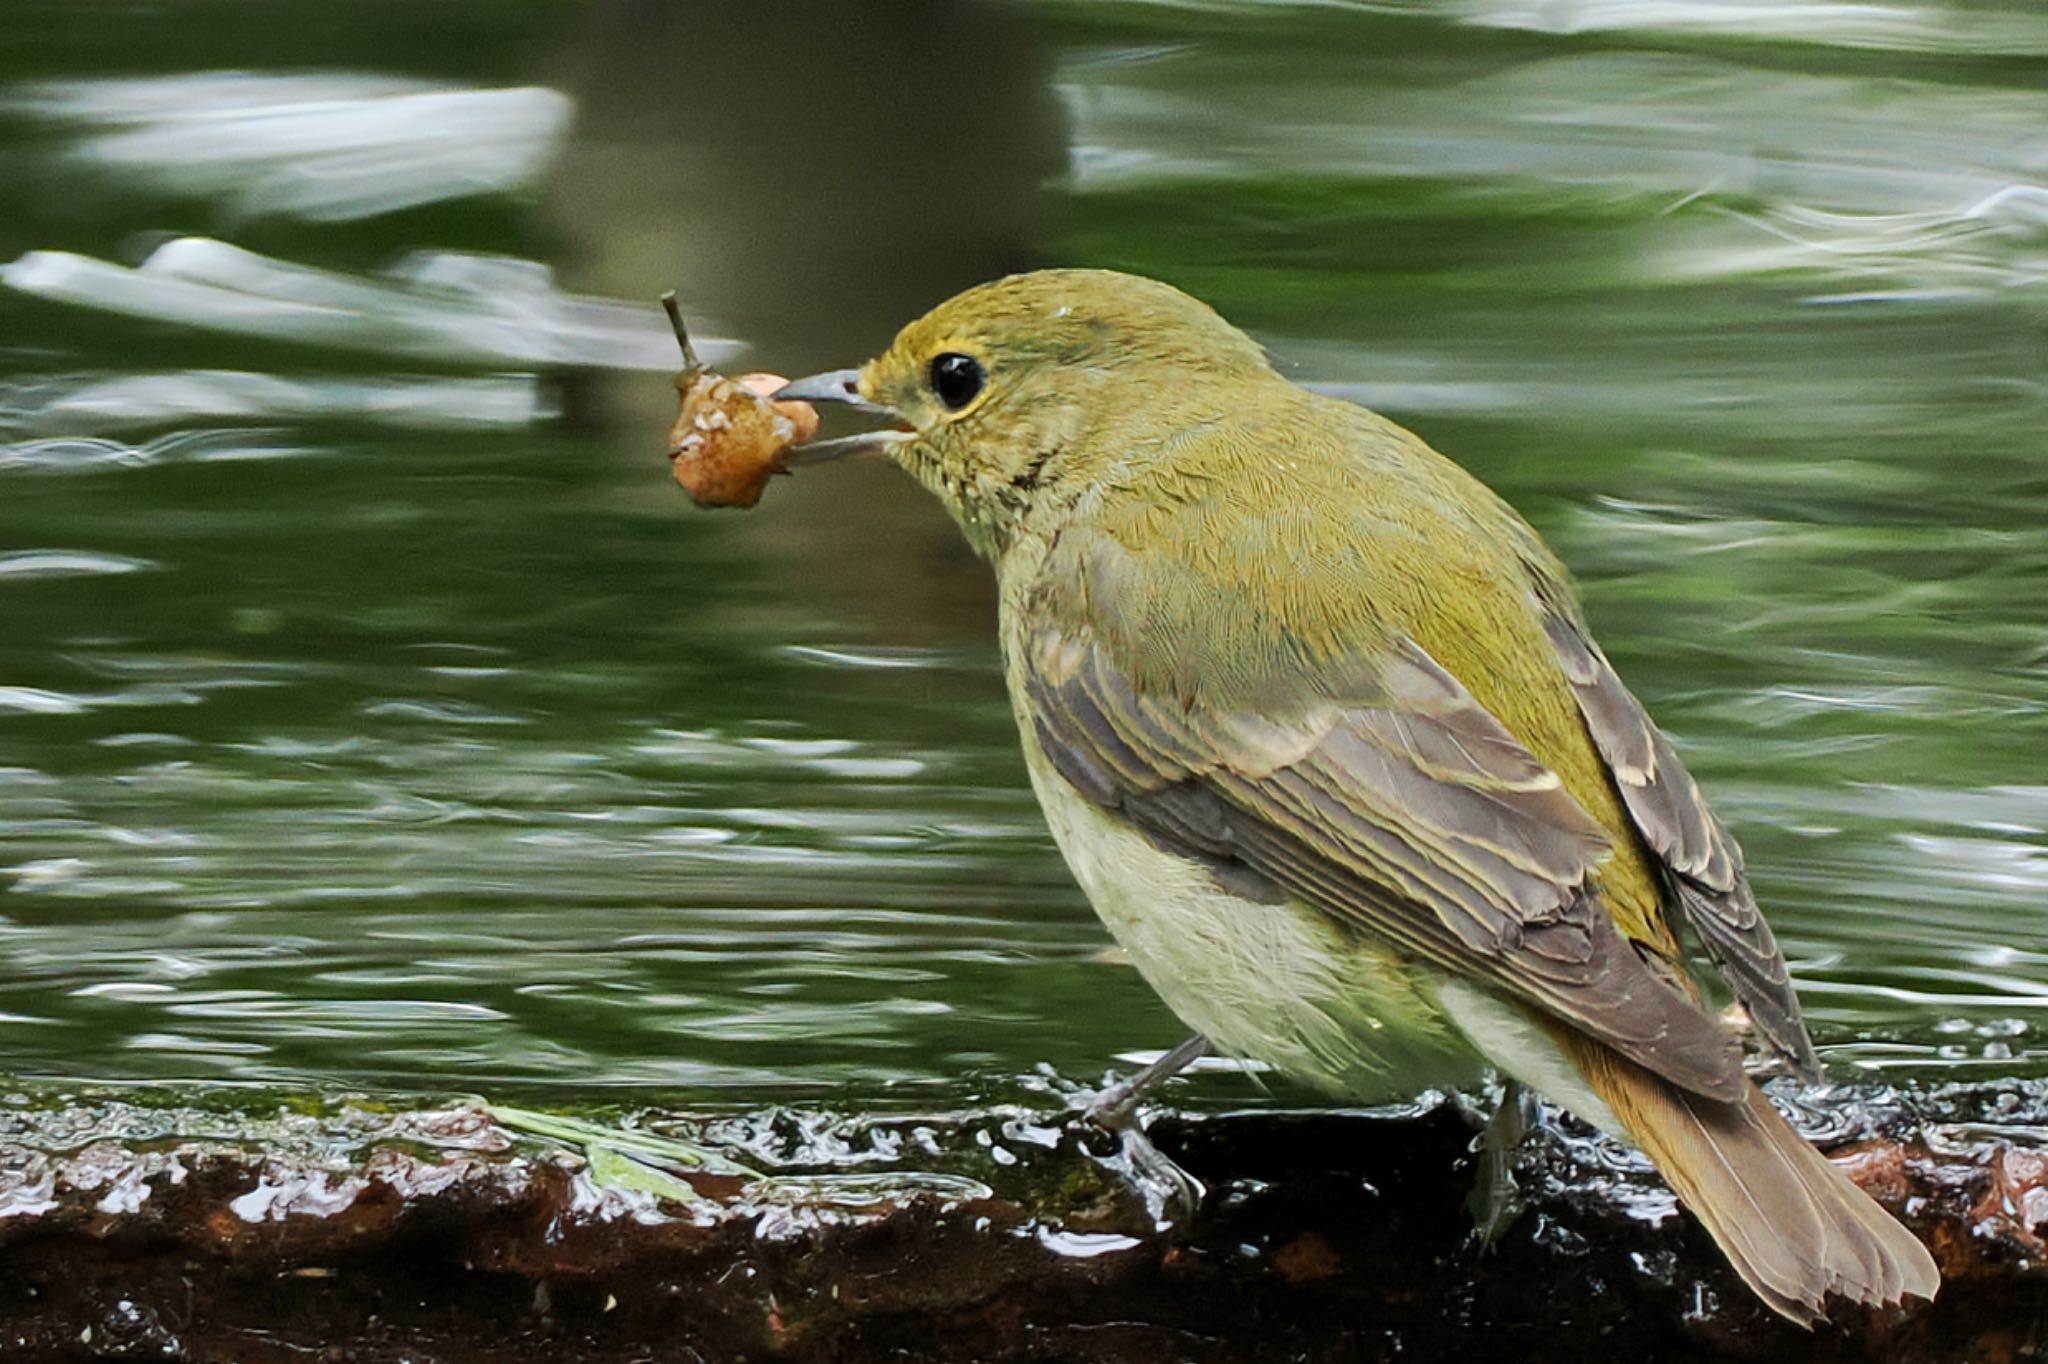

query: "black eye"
left=928, top=352, right=985, bottom=411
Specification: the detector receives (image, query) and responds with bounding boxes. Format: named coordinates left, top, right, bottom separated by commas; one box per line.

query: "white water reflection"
left=1061, top=49, right=2048, bottom=216
left=1298, top=331, right=2022, bottom=438
left=1446, top=0, right=2048, bottom=53
left=0, top=701, right=1091, bottom=1087
left=1, top=371, right=549, bottom=436
left=0, top=684, right=213, bottom=717
left=0, top=238, right=731, bottom=370
left=0, top=428, right=311, bottom=474
left=1105, top=0, right=2048, bottom=53
left=1658, top=193, right=2048, bottom=300
left=8, top=74, right=571, bottom=222
left=0, top=550, right=157, bottom=581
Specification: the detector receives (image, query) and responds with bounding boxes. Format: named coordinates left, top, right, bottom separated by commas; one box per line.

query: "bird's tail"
left=1561, top=1034, right=1940, bottom=1325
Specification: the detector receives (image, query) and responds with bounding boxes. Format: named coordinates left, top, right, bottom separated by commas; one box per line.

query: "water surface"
left=1, top=0, right=2044, bottom=1101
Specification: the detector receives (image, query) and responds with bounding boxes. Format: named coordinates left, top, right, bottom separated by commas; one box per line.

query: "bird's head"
left=777, top=268, right=1272, bottom=556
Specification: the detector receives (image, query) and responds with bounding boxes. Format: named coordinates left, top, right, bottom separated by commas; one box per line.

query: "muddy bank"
left=0, top=1081, right=2043, bottom=1363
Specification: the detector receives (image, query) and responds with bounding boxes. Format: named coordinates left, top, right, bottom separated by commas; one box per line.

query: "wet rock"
left=0, top=1082, right=2041, bottom=1362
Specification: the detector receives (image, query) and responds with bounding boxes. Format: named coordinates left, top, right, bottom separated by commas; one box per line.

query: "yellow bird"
left=775, top=269, right=1938, bottom=1323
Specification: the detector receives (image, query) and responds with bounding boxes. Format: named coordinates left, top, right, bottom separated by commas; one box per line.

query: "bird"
left=772, top=268, right=1940, bottom=1324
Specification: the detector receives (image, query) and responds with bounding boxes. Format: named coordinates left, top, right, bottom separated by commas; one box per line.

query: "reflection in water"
left=0, top=551, right=156, bottom=580
left=9, top=74, right=571, bottom=223
left=2, top=237, right=727, bottom=370
left=0, top=427, right=311, bottom=474
left=1662, top=192, right=2048, bottom=303
left=0, top=1, right=2043, bottom=1099
left=2, top=371, right=547, bottom=438
left=1061, top=47, right=2048, bottom=213
left=0, top=689, right=1089, bottom=1088
left=1440, top=0, right=2048, bottom=52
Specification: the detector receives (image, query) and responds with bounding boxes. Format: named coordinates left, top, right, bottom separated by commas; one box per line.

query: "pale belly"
left=1020, top=737, right=1485, bottom=1103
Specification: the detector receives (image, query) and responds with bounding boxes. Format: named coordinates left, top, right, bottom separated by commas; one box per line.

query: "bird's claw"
left=1466, top=1080, right=1537, bottom=1251
left=1068, top=1102, right=1206, bottom=1229
left=1055, top=1036, right=1213, bottom=1229
left=1112, top=1122, right=1206, bottom=1228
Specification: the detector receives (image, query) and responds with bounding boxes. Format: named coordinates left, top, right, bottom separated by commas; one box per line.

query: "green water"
left=1, top=1, right=2043, bottom=1102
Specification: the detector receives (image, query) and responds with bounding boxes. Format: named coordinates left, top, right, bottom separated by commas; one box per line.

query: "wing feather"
left=1023, top=623, right=1746, bottom=1100
left=1538, top=607, right=1819, bottom=1077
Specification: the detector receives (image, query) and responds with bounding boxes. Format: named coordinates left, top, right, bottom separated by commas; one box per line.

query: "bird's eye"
left=928, top=352, right=985, bottom=412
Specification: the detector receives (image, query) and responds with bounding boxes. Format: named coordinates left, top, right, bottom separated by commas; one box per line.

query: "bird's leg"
left=1078, top=1033, right=1210, bottom=1128
left=1468, top=1079, right=1537, bottom=1248
left=1068, top=1035, right=1211, bottom=1228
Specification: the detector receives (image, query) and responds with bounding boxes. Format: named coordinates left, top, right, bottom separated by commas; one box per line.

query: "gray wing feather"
left=1539, top=609, right=1819, bottom=1078
left=1024, top=626, right=1746, bottom=1101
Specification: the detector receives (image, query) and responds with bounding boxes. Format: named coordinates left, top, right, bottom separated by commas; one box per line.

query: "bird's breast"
left=1012, top=708, right=1483, bottom=1102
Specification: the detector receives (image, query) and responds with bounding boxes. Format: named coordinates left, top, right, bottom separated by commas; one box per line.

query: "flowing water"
left=1, top=0, right=2044, bottom=1107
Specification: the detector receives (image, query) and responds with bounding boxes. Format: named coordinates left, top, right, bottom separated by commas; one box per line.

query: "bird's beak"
left=773, top=369, right=913, bottom=466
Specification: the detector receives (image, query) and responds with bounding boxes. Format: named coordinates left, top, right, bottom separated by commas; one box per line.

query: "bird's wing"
left=1020, top=613, right=1747, bottom=1102
left=1536, top=600, right=1819, bottom=1077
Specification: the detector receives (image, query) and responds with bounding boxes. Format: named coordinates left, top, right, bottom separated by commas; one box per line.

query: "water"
left=1, top=1, right=2044, bottom=1102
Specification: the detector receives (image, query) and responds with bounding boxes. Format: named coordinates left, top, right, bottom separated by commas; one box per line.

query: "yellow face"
left=833, top=268, right=1271, bottom=552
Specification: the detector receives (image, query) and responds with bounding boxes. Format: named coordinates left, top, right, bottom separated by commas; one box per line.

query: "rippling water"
left=1, top=0, right=2043, bottom=1100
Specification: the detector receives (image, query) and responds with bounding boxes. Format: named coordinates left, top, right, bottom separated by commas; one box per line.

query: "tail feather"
left=1564, top=1035, right=1939, bottom=1325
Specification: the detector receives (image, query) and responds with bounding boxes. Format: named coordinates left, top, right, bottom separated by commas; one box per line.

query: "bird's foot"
left=1063, top=1035, right=1212, bottom=1229
left=1084, top=1116, right=1206, bottom=1229
left=1465, top=1080, right=1537, bottom=1250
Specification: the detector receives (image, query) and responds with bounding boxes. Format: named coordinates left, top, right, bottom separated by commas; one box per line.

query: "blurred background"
left=1, top=0, right=2043, bottom=1105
